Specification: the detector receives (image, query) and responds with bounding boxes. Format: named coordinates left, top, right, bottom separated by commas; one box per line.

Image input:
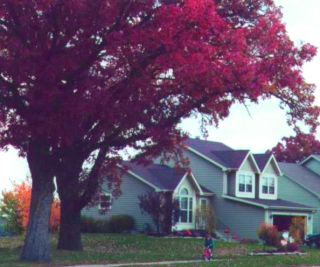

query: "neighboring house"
left=277, top=155, right=320, bottom=235
left=82, top=138, right=318, bottom=239
left=82, top=162, right=214, bottom=231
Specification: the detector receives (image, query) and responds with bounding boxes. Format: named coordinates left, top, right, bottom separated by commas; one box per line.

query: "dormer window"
left=260, top=175, right=277, bottom=200
left=236, top=171, right=255, bottom=198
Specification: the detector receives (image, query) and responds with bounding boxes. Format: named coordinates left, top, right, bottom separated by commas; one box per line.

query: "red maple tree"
left=0, top=0, right=318, bottom=261
left=271, top=133, right=320, bottom=163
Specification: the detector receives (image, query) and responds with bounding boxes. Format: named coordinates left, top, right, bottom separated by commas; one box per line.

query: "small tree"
left=0, top=180, right=60, bottom=233
left=257, top=223, right=281, bottom=247
left=0, top=192, right=23, bottom=235
left=139, top=192, right=179, bottom=234
left=195, top=203, right=216, bottom=234
left=289, top=217, right=305, bottom=244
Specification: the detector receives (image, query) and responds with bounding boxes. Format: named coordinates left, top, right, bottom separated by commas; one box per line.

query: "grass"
left=0, top=234, right=319, bottom=267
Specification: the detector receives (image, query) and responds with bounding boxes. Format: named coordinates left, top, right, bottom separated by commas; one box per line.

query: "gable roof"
left=185, top=138, right=254, bottom=170
left=213, top=150, right=250, bottom=169
left=279, top=162, right=320, bottom=198
left=254, top=153, right=272, bottom=171
left=123, top=162, right=214, bottom=195
left=300, top=154, right=320, bottom=165
left=124, top=162, right=185, bottom=191
left=254, top=154, right=282, bottom=175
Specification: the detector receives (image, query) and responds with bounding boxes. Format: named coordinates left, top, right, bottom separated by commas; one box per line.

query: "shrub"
left=109, top=215, right=135, bottom=233
left=138, top=192, right=179, bottom=234
left=286, top=242, right=300, bottom=252
left=81, top=216, right=109, bottom=233
left=257, top=223, right=281, bottom=247
left=195, top=203, right=216, bottom=235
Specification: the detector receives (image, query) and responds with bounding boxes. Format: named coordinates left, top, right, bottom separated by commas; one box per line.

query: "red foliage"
left=0, top=1, right=317, bottom=160
left=0, top=0, right=318, bottom=253
left=271, top=133, right=320, bottom=163
left=3, top=181, right=60, bottom=232
left=257, top=223, right=281, bottom=247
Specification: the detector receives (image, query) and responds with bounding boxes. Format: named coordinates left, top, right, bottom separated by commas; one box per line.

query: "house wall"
left=82, top=173, right=155, bottom=232
left=278, top=175, right=320, bottom=234
left=264, top=161, right=278, bottom=174
left=227, top=172, right=236, bottom=196
left=240, top=157, right=257, bottom=172
left=303, top=159, right=320, bottom=175
left=185, top=150, right=264, bottom=239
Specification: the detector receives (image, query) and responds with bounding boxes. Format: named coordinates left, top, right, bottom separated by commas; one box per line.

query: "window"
left=178, top=188, right=193, bottom=223
left=238, top=174, right=253, bottom=193
left=236, top=171, right=255, bottom=198
left=261, top=176, right=276, bottom=195
left=99, top=193, right=112, bottom=211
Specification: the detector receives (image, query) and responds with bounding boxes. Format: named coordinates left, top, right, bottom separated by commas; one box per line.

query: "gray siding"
left=227, top=172, right=236, bottom=195
left=278, top=175, right=320, bottom=234
left=304, top=159, right=320, bottom=175
left=82, top=173, right=155, bottom=231
left=185, top=150, right=265, bottom=239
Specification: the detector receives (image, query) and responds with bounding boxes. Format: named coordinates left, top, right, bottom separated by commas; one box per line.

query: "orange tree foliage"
left=1, top=181, right=60, bottom=232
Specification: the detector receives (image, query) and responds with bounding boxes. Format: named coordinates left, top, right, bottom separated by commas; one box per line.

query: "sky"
left=0, top=0, right=319, bottom=192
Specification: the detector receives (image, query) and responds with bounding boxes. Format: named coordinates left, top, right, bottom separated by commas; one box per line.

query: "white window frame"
left=98, top=193, right=112, bottom=211
left=259, top=175, right=277, bottom=200
left=235, top=171, right=255, bottom=198
left=178, top=187, right=193, bottom=224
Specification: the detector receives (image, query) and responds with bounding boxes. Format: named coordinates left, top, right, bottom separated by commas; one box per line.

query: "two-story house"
left=183, top=139, right=316, bottom=239
left=82, top=138, right=317, bottom=240
left=278, top=155, right=320, bottom=235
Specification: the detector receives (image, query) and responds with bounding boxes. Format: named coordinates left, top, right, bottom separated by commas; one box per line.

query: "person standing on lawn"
left=203, top=233, right=214, bottom=261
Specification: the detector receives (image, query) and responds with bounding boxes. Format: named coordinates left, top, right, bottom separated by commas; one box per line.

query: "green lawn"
left=0, top=234, right=319, bottom=267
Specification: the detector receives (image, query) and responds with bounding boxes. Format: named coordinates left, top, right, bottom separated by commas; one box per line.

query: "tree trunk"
left=20, top=142, right=54, bottom=262
left=56, top=148, right=106, bottom=251
left=57, top=197, right=82, bottom=250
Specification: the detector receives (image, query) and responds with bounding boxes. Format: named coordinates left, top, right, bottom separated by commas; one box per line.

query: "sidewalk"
left=70, top=259, right=220, bottom=267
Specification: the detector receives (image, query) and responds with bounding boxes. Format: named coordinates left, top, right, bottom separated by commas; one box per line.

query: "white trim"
left=186, top=146, right=227, bottom=171
left=173, top=172, right=207, bottom=196
left=260, top=155, right=283, bottom=176
left=223, top=172, right=228, bottom=195
left=238, top=152, right=261, bottom=173
left=189, top=172, right=204, bottom=195
left=300, top=155, right=320, bottom=165
left=271, top=212, right=313, bottom=235
left=235, top=170, right=255, bottom=198
left=98, top=193, right=112, bottom=211
left=259, top=175, right=278, bottom=200
left=264, top=210, right=272, bottom=224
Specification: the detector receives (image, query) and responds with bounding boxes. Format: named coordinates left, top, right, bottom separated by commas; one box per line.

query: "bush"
left=257, top=223, right=281, bottom=247
left=109, top=215, right=135, bottom=233
left=81, top=216, right=109, bottom=233
left=286, top=242, right=300, bottom=252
